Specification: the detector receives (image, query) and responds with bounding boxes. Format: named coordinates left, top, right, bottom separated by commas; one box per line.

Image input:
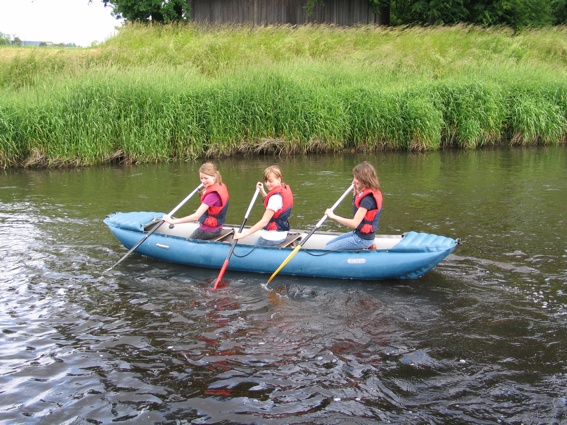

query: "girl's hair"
left=199, top=162, right=222, bottom=184
left=353, top=161, right=380, bottom=190
left=263, top=165, right=285, bottom=185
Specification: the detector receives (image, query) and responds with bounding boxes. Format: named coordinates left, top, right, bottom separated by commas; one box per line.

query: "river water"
left=1, top=148, right=566, bottom=424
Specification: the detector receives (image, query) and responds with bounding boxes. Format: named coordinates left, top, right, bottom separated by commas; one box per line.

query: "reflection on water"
left=1, top=148, right=566, bottom=423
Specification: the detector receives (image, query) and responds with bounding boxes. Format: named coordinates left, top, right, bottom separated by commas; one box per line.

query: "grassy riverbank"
left=1, top=24, right=567, bottom=167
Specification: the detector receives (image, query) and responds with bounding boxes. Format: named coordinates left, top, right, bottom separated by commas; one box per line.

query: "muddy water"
left=1, top=148, right=566, bottom=424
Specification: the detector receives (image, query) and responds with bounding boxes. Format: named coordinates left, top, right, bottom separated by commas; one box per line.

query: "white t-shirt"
left=260, top=193, right=288, bottom=241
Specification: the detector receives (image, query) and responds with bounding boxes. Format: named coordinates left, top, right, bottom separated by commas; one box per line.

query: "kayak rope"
left=303, top=250, right=334, bottom=257
left=231, top=245, right=258, bottom=258
left=230, top=245, right=335, bottom=258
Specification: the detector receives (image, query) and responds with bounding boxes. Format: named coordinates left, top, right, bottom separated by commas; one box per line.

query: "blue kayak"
left=104, top=211, right=459, bottom=280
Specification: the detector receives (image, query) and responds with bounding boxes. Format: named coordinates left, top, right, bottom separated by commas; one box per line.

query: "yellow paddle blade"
left=266, top=245, right=302, bottom=284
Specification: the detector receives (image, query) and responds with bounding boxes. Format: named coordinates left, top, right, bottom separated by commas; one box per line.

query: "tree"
left=377, top=0, right=559, bottom=29
left=554, top=0, right=567, bottom=24
left=373, top=0, right=391, bottom=25
left=95, top=0, right=190, bottom=23
left=0, top=32, right=10, bottom=46
left=468, top=0, right=554, bottom=28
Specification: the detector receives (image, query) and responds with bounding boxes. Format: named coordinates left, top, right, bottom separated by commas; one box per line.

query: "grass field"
left=1, top=23, right=566, bottom=167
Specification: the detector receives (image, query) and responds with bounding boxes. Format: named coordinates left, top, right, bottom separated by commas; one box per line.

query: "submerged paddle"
left=264, top=183, right=354, bottom=286
left=104, top=183, right=204, bottom=274
left=211, top=187, right=261, bottom=291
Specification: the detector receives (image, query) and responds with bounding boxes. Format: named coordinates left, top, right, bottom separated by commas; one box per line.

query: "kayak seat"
left=212, top=228, right=235, bottom=242
left=277, top=232, right=303, bottom=248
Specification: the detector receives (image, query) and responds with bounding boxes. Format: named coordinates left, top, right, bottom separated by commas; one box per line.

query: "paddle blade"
left=212, top=259, right=229, bottom=290
left=266, top=245, right=302, bottom=284
left=105, top=182, right=203, bottom=274
left=103, top=221, right=163, bottom=274
left=264, top=184, right=353, bottom=287
left=210, top=187, right=259, bottom=290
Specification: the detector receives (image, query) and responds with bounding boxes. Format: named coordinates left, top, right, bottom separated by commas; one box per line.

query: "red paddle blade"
left=212, top=260, right=229, bottom=290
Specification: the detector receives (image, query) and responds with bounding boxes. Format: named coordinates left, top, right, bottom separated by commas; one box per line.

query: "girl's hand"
left=162, top=214, right=173, bottom=224
left=325, top=209, right=336, bottom=220
left=256, top=182, right=267, bottom=196
left=233, top=232, right=245, bottom=240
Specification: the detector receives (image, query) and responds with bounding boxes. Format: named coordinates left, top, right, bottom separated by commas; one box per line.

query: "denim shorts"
left=324, top=231, right=374, bottom=251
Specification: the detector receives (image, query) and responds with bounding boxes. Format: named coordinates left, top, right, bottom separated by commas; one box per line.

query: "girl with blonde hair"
left=162, top=163, right=230, bottom=240
left=233, top=165, right=293, bottom=246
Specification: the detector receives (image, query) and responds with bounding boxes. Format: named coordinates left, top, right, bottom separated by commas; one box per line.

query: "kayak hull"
left=104, top=211, right=459, bottom=280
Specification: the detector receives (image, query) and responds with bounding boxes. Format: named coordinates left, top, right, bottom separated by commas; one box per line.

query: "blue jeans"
left=324, top=231, right=374, bottom=251
left=255, top=236, right=286, bottom=247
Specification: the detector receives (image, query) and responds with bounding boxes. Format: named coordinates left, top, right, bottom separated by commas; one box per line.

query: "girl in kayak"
left=233, top=165, right=293, bottom=246
left=324, top=161, right=383, bottom=250
left=162, top=162, right=229, bottom=240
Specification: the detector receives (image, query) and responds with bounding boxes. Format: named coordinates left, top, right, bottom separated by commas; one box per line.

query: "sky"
left=0, top=0, right=123, bottom=47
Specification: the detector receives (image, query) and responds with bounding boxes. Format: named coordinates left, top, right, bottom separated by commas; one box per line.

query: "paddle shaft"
left=302, top=183, right=354, bottom=245
left=212, top=187, right=261, bottom=290
left=104, top=183, right=204, bottom=273
left=265, top=184, right=354, bottom=284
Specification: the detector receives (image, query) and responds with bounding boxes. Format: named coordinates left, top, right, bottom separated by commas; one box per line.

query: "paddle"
left=211, top=186, right=261, bottom=290
left=265, top=183, right=354, bottom=286
left=104, top=183, right=204, bottom=273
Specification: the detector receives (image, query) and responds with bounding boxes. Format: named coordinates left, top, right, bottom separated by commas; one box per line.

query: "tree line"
left=369, top=0, right=567, bottom=28
left=97, top=0, right=567, bottom=29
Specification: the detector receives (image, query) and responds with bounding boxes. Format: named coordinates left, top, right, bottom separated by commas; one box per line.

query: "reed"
left=507, top=84, right=567, bottom=145
left=1, top=24, right=567, bottom=167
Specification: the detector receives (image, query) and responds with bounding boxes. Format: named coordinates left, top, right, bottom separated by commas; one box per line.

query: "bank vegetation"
left=1, top=23, right=566, bottom=168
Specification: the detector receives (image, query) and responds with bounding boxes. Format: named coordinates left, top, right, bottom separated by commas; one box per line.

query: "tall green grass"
left=1, top=24, right=566, bottom=167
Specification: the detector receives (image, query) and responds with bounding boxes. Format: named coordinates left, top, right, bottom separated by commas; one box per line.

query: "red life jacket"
left=198, top=183, right=229, bottom=228
left=263, top=184, right=293, bottom=231
left=354, top=188, right=383, bottom=235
